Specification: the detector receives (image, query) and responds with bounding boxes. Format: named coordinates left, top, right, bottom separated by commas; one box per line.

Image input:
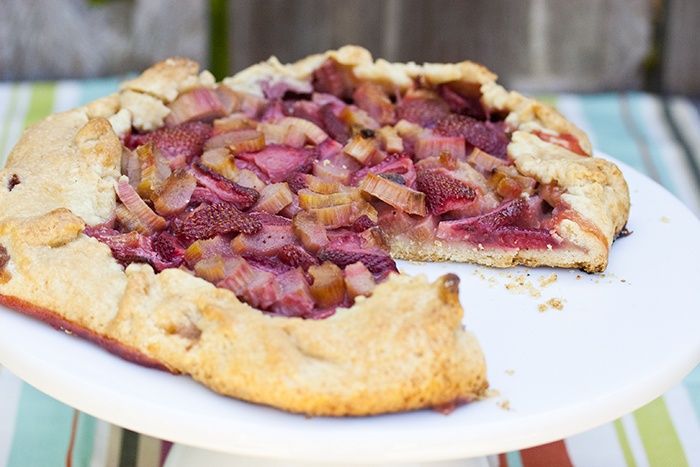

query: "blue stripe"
left=506, top=450, right=524, bottom=467
left=577, top=93, right=648, bottom=176
left=625, top=93, right=676, bottom=194
left=78, top=77, right=124, bottom=106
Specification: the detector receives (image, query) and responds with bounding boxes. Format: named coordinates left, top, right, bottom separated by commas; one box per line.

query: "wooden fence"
left=1, top=0, right=698, bottom=95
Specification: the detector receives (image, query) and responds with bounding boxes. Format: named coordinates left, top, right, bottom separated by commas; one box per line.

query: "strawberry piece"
left=349, top=154, right=417, bottom=188
left=128, top=121, right=212, bottom=163
left=395, top=90, right=451, bottom=128
left=250, top=144, right=317, bottom=183
left=312, top=58, right=353, bottom=99
left=416, top=170, right=477, bottom=215
left=353, top=82, right=396, bottom=126
left=190, top=162, right=260, bottom=210
left=277, top=244, right=319, bottom=270
left=178, top=202, right=262, bottom=241
left=438, top=84, right=488, bottom=121
left=434, top=114, right=509, bottom=159
left=151, top=232, right=186, bottom=270
left=319, top=103, right=350, bottom=143
left=318, top=245, right=397, bottom=276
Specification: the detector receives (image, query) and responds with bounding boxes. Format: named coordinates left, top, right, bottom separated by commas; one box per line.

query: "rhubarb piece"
left=467, top=147, right=508, bottom=174
left=377, top=126, right=404, bottom=154
left=343, top=261, right=376, bottom=300
left=292, top=211, right=329, bottom=253
left=275, top=116, right=328, bottom=145
left=308, top=261, right=347, bottom=309
left=178, top=202, right=262, bottom=241
left=204, top=129, right=266, bottom=154
left=297, top=187, right=363, bottom=209
left=343, top=135, right=383, bottom=166
left=213, top=112, right=257, bottom=134
left=270, top=268, right=315, bottom=317
left=116, top=176, right=167, bottom=235
left=305, top=174, right=341, bottom=194
left=414, top=134, right=467, bottom=161
left=218, top=257, right=284, bottom=310
left=183, top=235, right=232, bottom=266
left=415, top=170, right=477, bottom=215
left=358, top=172, right=426, bottom=216
left=193, top=254, right=227, bottom=282
left=199, top=147, right=238, bottom=181
left=151, top=169, right=197, bottom=216
left=134, top=142, right=172, bottom=199
left=489, top=165, right=538, bottom=200
left=230, top=222, right=297, bottom=256
left=253, top=182, right=294, bottom=214
left=165, top=87, right=228, bottom=126
left=214, top=84, right=242, bottom=114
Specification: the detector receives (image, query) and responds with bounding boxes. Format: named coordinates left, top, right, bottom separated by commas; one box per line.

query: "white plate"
left=1, top=157, right=699, bottom=463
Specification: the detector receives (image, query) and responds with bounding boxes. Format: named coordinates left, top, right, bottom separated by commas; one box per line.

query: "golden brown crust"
left=0, top=46, right=631, bottom=415
left=0, top=96, right=486, bottom=416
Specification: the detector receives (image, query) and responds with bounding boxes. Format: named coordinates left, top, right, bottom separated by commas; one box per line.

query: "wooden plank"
left=662, top=0, right=700, bottom=95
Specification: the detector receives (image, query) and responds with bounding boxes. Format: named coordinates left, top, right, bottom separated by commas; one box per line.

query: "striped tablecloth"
left=1, top=79, right=699, bottom=467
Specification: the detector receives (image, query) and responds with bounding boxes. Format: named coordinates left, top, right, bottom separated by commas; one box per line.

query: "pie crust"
left=0, top=46, right=630, bottom=416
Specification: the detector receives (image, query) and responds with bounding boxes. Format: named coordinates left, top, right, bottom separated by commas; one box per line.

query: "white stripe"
left=637, top=95, right=700, bottom=217
left=663, top=385, right=700, bottom=466
left=0, top=368, right=25, bottom=466
left=669, top=98, right=700, bottom=159
left=90, top=419, right=121, bottom=467
left=565, top=421, right=628, bottom=467
left=621, top=412, right=650, bottom=467
left=53, top=81, right=82, bottom=114
left=0, top=83, right=31, bottom=165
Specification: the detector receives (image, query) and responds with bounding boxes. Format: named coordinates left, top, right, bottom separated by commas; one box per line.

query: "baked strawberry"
left=178, top=202, right=262, bottom=241
left=416, top=169, right=477, bottom=215
left=128, top=121, right=212, bottom=163
left=277, top=244, right=319, bottom=270
left=191, top=162, right=260, bottom=210
left=395, top=90, right=451, bottom=128
left=434, top=114, right=509, bottom=159
left=318, top=245, right=397, bottom=276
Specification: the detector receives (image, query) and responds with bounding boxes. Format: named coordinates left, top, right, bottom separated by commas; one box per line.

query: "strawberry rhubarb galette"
left=0, top=46, right=629, bottom=416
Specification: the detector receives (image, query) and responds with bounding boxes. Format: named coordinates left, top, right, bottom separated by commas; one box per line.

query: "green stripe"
left=613, top=418, right=638, bottom=467
left=23, top=82, right=57, bottom=129
left=0, top=84, right=21, bottom=165
left=682, top=364, right=700, bottom=425
left=633, top=397, right=689, bottom=467
left=7, top=384, right=74, bottom=466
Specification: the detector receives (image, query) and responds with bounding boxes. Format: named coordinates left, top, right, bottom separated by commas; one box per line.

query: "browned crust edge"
left=0, top=293, right=173, bottom=372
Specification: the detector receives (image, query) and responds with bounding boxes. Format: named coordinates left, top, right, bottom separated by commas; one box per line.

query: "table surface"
left=1, top=79, right=699, bottom=467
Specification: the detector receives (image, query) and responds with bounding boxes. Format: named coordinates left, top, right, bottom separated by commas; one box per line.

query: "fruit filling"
left=87, top=59, right=587, bottom=318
